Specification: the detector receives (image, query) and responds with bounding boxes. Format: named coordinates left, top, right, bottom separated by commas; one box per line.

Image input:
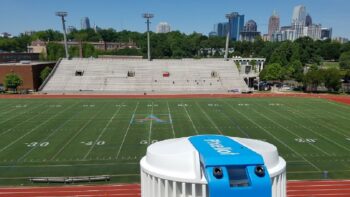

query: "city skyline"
left=0, top=0, right=349, bottom=39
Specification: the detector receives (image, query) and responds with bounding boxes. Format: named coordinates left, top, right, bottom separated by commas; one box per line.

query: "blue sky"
left=0, top=0, right=349, bottom=38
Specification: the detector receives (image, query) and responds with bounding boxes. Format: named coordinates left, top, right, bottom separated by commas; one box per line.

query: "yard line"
left=116, top=102, right=140, bottom=160
left=251, top=103, right=332, bottom=156
left=281, top=105, right=350, bottom=153
left=50, top=104, right=107, bottom=161
left=0, top=102, right=48, bottom=126
left=83, top=103, right=124, bottom=160
left=195, top=102, right=223, bottom=135
left=221, top=100, right=322, bottom=172
left=166, top=101, right=176, bottom=138
left=182, top=101, right=199, bottom=135
left=148, top=102, right=154, bottom=144
left=215, top=99, right=250, bottom=137
left=16, top=104, right=83, bottom=162
left=0, top=102, right=78, bottom=154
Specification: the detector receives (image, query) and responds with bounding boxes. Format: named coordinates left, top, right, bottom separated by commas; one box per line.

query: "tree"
left=46, top=43, right=65, bottom=60
left=260, top=63, right=284, bottom=81
left=4, top=73, right=23, bottom=92
left=40, top=66, right=53, bottom=83
left=303, top=69, right=324, bottom=92
left=323, top=68, right=342, bottom=92
left=339, top=51, right=350, bottom=69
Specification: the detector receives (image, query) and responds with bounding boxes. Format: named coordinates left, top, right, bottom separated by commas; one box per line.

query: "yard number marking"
left=82, top=105, right=95, bottom=108
left=140, top=140, right=158, bottom=145
left=178, top=104, right=188, bottom=107
left=25, top=142, right=49, bottom=147
left=81, top=141, right=105, bottom=146
left=295, top=138, right=317, bottom=143
left=147, top=104, right=158, bottom=107
left=238, top=104, right=250, bottom=106
left=208, top=104, right=219, bottom=107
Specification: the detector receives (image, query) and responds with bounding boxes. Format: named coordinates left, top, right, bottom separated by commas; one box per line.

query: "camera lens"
left=213, top=167, right=223, bottom=179
left=255, top=166, right=265, bottom=177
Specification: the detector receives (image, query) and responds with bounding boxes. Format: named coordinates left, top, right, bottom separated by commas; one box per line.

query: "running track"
left=0, top=180, right=349, bottom=197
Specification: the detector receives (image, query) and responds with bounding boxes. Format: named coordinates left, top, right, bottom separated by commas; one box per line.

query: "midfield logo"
left=135, top=114, right=168, bottom=123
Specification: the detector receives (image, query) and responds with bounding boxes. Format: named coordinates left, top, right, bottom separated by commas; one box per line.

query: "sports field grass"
left=0, top=97, right=349, bottom=185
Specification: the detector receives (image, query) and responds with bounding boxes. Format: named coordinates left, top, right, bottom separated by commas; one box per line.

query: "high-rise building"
left=292, top=5, right=307, bottom=25
left=333, top=37, right=349, bottom=44
left=268, top=11, right=280, bottom=41
left=81, top=17, right=91, bottom=30
left=240, top=20, right=261, bottom=42
left=228, top=12, right=245, bottom=41
left=305, top=14, right=312, bottom=27
left=292, top=5, right=307, bottom=40
left=156, top=22, right=171, bottom=33
left=214, top=22, right=229, bottom=37
left=303, top=24, right=322, bottom=40
left=321, top=28, right=332, bottom=40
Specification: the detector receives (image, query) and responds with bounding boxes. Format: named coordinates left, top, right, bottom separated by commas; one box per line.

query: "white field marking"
left=24, top=142, right=49, bottom=147
left=220, top=100, right=322, bottom=171
left=139, top=139, right=158, bottom=145
left=116, top=102, right=140, bottom=160
left=324, top=101, right=350, bottom=117
left=0, top=102, right=48, bottom=126
left=178, top=103, right=188, bottom=107
left=253, top=102, right=333, bottom=156
left=14, top=104, right=27, bottom=108
left=0, top=102, right=78, bottom=154
left=182, top=102, right=199, bottom=135
left=16, top=107, right=83, bottom=162
left=251, top=106, right=332, bottom=156
left=116, top=104, right=127, bottom=107
left=166, top=101, right=176, bottom=138
left=269, top=103, right=283, bottom=106
left=214, top=99, right=250, bottom=137
left=238, top=103, right=250, bottom=106
left=81, top=141, right=105, bottom=146
left=148, top=102, right=154, bottom=144
left=0, top=107, right=18, bottom=117
left=282, top=105, right=350, bottom=152
left=83, top=103, right=124, bottom=160
left=195, top=102, right=223, bottom=135
left=208, top=104, right=219, bottom=107
left=50, top=104, right=107, bottom=160
left=295, top=138, right=317, bottom=143
left=346, top=138, right=350, bottom=141
left=147, top=104, right=158, bottom=107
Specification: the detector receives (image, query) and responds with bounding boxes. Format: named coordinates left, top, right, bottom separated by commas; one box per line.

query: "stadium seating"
left=42, top=58, right=248, bottom=93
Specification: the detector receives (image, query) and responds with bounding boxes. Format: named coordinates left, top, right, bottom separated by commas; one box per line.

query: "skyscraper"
left=214, top=22, right=229, bottom=37
left=81, top=17, right=91, bottom=30
left=268, top=11, right=280, bottom=40
left=156, top=22, right=171, bottom=33
left=305, top=14, right=312, bottom=27
left=240, top=20, right=261, bottom=42
left=228, top=12, right=244, bottom=41
left=292, top=5, right=307, bottom=40
left=321, top=28, right=333, bottom=40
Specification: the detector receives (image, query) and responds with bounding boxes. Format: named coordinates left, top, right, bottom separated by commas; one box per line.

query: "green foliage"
left=40, top=66, right=53, bottom=82
left=46, top=43, right=65, bottom=61
left=339, top=51, right=350, bottom=69
left=4, top=73, right=23, bottom=91
left=260, top=63, right=284, bottom=81
left=303, top=68, right=324, bottom=92
left=323, top=68, right=342, bottom=91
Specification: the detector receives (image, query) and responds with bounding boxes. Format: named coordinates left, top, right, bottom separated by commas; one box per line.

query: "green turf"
left=0, top=97, right=349, bottom=186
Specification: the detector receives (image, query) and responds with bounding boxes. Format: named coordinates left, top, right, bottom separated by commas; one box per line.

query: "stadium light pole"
left=143, top=13, right=154, bottom=61
left=224, top=13, right=234, bottom=61
left=56, top=11, right=69, bottom=59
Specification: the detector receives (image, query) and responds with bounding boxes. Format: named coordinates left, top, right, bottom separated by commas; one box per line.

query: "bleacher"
left=41, top=58, right=248, bottom=93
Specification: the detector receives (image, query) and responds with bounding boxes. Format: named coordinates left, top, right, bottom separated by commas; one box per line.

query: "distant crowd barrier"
left=29, top=175, right=110, bottom=184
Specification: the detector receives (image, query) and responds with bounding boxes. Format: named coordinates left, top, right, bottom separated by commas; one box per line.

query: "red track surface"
left=0, top=93, right=349, bottom=105
left=0, top=180, right=349, bottom=197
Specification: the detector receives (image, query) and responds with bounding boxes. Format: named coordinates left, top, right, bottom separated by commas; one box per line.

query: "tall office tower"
left=304, top=24, right=322, bottom=40
left=215, top=22, right=229, bottom=37
left=81, top=17, right=91, bottom=30
left=227, top=12, right=244, bottom=41
left=321, top=28, right=333, bottom=40
left=268, top=11, right=280, bottom=40
left=156, top=22, right=171, bottom=33
left=305, top=14, right=312, bottom=27
left=292, top=5, right=307, bottom=40
left=240, top=20, right=261, bottom=42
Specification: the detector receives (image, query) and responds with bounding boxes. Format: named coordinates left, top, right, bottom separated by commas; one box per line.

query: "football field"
left=0, top=97, right=349, bottom=185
